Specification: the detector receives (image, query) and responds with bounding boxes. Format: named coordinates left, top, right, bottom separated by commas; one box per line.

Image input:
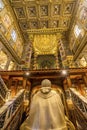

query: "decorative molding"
left=0, top=32, right=21, bottom=64
left=27, top=28, right=67, bottom=34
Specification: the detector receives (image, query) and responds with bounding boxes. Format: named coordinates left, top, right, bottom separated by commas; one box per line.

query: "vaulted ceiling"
left=9, top=0, right=77, bottom=42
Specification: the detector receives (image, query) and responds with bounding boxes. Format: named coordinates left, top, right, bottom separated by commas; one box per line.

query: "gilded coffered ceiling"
left=9, top=0, right=76, bottom=42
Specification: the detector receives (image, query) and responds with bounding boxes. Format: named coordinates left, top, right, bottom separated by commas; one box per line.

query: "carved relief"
left=40, top=21, right=48, bottom=28
left=33, top=34, right=58, bottom=55
left=15, top=7, right=25, bottom=18
left=28, top=6, right=36, bottom=17
left=19, top=21, right=29, bottom=30
left=29, top=21, right=38, bottom=29
left=64, top=3, right=74, bottom=14
left=40, top=5, right=48, bottom=16
left=8, top=0, right=77, bottom=41
left=53, top=4, right=60, bottom=15
left=51, top=20, right=59, bottom=28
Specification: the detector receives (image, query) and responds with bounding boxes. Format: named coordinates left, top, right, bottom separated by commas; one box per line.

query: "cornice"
left=0, top=68, right=87, bottom=76
left=0, top=32, right=21, bottom=64
left=27, top=28, right=67, bottom=35
left=73, top=33, right=87, bottom=60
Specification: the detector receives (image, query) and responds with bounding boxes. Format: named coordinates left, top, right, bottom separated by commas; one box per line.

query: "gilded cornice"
left=73, top=33, right=87, bottom=60
left=0, top=32, right=21, bottom=64
left=27, top=28, right=67, bottom=35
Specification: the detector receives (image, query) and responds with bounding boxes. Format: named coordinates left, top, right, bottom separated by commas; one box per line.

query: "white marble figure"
left=20, top=79, right=68, bottom=130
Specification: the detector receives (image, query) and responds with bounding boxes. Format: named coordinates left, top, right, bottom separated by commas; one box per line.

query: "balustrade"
left=70, top=88, right=87, bottom=118
left=0, top=89, right=24, bottom=130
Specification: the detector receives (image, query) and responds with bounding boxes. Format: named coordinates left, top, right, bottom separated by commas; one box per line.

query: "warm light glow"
left=0, top=0, right=4, bottom=11
left=25, top=72, right=30, bottom=76
left=61, top=70, right=67, bottom=75
left=11, top=30, right=17, bottom=42
left=80, top=57, right=87, bottom=67
left=8, top=61, right=15, bottom=70
left=74, top=25, right=81, bottom=38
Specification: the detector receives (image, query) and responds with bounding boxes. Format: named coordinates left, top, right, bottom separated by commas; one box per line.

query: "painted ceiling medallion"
left=33, top=34, right=58, bottom=55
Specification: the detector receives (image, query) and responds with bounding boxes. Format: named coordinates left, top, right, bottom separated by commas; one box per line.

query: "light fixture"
left=25, top=72, right=30, bottom=76
left=61, top=70, right=67, bottom=75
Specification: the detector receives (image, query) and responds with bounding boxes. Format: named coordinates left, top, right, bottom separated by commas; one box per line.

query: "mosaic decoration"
left=37, top=55, right=56, bottom=69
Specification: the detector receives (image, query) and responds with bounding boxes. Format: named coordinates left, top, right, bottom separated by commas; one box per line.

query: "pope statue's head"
left=40, top=79, right=51, bottom=94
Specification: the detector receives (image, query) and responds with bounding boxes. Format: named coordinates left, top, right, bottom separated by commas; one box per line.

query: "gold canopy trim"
left=33, top=34, right=58, bottom=55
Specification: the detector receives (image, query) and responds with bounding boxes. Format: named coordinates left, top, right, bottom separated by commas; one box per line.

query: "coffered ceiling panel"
left=9, top=0, right=76, bottom=41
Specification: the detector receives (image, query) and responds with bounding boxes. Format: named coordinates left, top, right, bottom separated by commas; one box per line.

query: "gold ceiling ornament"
left=33, top=34, right=58, bottom=55
left=56, top=33, right=62, bottom=40
left=29, top=34, right=34, bottom=42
